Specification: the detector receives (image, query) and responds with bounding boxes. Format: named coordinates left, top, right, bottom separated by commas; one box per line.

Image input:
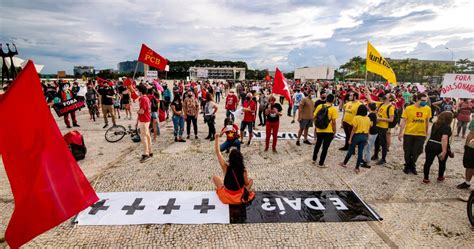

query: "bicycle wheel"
left=468, top=191, right=474, bottom=226
left=105, top=125, right=127, bottom=143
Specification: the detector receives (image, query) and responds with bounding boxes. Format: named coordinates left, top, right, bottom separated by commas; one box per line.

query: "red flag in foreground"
left=272, top=68, right=292, bottom=105
left=0, top=61, right=98, bottom=248
left=138, top=43, right=168, bottom=71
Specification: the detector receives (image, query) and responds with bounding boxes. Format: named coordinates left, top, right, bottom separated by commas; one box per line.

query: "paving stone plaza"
left=1, top=96, right=473, bottom=248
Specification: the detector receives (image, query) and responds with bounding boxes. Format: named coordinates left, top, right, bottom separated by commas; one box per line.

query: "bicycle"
left=105, top=125, right=139, bottom=143
left=468, top=190, right=474, bottom=227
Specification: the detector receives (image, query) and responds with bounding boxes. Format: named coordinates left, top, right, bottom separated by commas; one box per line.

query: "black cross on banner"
left=158, top=198, right=181, bottom=214
left=194, top=198, right=215, bottom=214
left=88, top=199, right=109, bottom=215
left=122, top=198, right=145, bottom=215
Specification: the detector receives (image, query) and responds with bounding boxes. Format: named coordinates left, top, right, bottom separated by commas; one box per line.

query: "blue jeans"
left=363, top=133, right=378, bottom=162
left=343, top=134, right=368, bottom=168
left=220, top=139, right=241, bottom=151
left=172, top=115, right=184, bottom=137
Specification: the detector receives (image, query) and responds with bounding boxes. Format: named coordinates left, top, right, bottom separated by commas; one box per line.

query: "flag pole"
left=365, top=41, right=368, bottom=86
left=132, top=61, right=139, bottom=80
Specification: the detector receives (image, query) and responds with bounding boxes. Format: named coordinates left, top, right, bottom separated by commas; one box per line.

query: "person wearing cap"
left=398, top=93, right=432, bottom=175
left=240, top=92, right=257, bottom=145
left=225, top=89, right=239, bottom=121
left=312, top=94, right=338, bottom=167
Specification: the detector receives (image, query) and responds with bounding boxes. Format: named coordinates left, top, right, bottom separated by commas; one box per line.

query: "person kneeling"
left=212, top=134, right=255, bottom=205
left=220, top=118, right=241, bottom=152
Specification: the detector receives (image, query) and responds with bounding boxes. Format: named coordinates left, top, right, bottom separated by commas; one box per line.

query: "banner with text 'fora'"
left=75, top=191, right=381, bottom=225
left=138, top=43, right=168, bottom=71
left=366, top=41, right=397, bottom=85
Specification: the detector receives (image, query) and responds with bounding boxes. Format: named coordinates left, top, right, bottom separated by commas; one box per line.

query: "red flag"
left=0, top=61, right=98, bottom=248
left=137, top=43, right=168, bottom=71
left=272, top=67, right=292, bottom=105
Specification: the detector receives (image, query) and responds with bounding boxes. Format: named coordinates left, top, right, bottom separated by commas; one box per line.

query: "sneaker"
left=149, top=153, right=154, bottom=157
left=312, top=160, right=316, bottom=164
left=360, top=162, right=371, bottom=169
left=103, top=124, right=109, bottom=129
left=291, top=120, right=295, bottom=124
left=371, top=155, right=379, bottom=161
left=174, top=137, right=178, bottom=142
left=210, top=137, right=214, bottom=142
left=410, top=168, right=418, bottom=175
left=354, top=168, right=360, bottom=174
left=339, top=162, right=347, bottom=168
left=296, top=141, right=301, bottom=146
left=272, top=148, right=277, bottom=153
left=195, top=135, right=198, bottom=139
left=247, top=141, right=251, bottom=145
left=318, top=164, right=328, bottom=168
left=437, top=177, right=445, bottom=182
left=376, top=160, right=386, bottom=165
left=140, top=155, right=150, bottom=163
left=303, top=140, right=312, bottom=145
left=178, top=139, right=186, bottom=142
left=422, top=179, right=430, bottom=184
left=339, top=147, right=348, bottom=151
left=66, top=125, right=72, bottom=128
left=456, top=182, right=471, bottom=189
left=204, top=136, right=211, bottom=140
left=73, top=123, right=80, bottom=127
left=403, top=168, right=410, bottom=174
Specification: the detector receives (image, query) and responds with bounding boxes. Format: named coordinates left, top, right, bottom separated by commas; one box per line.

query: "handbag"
left=231, top=169, right=252, bottom=204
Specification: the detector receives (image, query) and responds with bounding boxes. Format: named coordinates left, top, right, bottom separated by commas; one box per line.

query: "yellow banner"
left=366, top=41, right=397, bottom=85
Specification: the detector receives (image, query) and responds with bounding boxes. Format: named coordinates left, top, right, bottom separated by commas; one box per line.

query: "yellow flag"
left=366, top=41, right=397, bottom=85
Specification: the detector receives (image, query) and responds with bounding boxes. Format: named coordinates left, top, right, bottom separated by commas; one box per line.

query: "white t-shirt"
left=293, top=92, right=304, bottom=106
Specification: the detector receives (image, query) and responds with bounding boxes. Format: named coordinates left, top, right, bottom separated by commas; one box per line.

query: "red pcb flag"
left=272, top=67, right=292, bottom=105
left=0, top=61, right=98, bottom=248
left=137, top=43, right=168, bottom=71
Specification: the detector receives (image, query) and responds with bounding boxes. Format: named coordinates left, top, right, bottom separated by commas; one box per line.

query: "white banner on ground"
left=76, top=192, right=229, bottom=225
left=440, top=74, right=474, bottom=99
left=243, top=131, right=345, bottom=141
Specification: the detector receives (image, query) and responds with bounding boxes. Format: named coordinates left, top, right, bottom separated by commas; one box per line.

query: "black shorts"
left=240, top=121, right=253, bottom=134
left=463, top=145, right=474, bottom=169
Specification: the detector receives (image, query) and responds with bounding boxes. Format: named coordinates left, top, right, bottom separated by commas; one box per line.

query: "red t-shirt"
left=225, top=95, right=238, bottom=110
left=138, top=96, right=151, bottom=122
left=243, top=100, right=256, bottom=122
left=221, top=124, right=239, bottom=141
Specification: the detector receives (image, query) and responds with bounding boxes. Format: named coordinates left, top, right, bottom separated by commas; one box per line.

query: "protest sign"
left=441, top=74, right=474, bottom=99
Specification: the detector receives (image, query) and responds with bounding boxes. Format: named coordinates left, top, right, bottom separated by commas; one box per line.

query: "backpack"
left=315, top=105, right=331, bottom=129
left=63, top=131, right=87, bottom=161
left=386, top=105, right=400, bottom=128
left=150, top=97, right=158, bottom=112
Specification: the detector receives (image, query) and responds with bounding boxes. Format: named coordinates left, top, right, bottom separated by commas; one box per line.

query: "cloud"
left=0, top=0, right=472, bottom=74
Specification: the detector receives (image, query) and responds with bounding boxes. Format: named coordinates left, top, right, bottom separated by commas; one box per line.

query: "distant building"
left=189, top=67, right=245, bottom=80
left=98, top=68, right=116, bottom=74
left=73, top=66, right=95, bottom=76
left=387, top=58, right=455, bottom=66
left=117, top=60, right=144, bottom=74
left=57, top=71, right=66, bottom=78
left=294, top=66, right=335, bottom=81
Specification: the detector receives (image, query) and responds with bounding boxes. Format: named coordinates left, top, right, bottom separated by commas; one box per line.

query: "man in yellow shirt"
left=398, top=93, right=432, bottom=175
left=340, top=92, right=362, bottom=151
left=366, top=92, right=395, bottom=165
left=312, top=94, right=338, bottom=168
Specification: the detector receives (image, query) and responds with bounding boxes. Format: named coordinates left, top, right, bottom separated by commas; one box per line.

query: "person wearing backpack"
left=312, top=94, right=338, bottom=168
left=366, top=92, right=395, bottom=165
left=398, top=93, right=432, bottom=175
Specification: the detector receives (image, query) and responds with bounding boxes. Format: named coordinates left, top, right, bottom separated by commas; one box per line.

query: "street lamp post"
left=445, top=47, right=455, bottom=73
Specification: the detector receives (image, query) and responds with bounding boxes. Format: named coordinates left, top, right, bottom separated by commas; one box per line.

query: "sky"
left=1, top=0, right=473, bottom=74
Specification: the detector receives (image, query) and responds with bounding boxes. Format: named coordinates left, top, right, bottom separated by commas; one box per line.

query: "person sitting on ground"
left=339, top=105, right=371, bottom=173
left=219, top=117, right=241, bottom=152
left=212, top=134, right=255, bottom=205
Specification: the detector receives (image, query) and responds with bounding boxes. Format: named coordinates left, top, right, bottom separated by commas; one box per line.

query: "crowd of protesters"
left=42, top=77, right=473, bottom=191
